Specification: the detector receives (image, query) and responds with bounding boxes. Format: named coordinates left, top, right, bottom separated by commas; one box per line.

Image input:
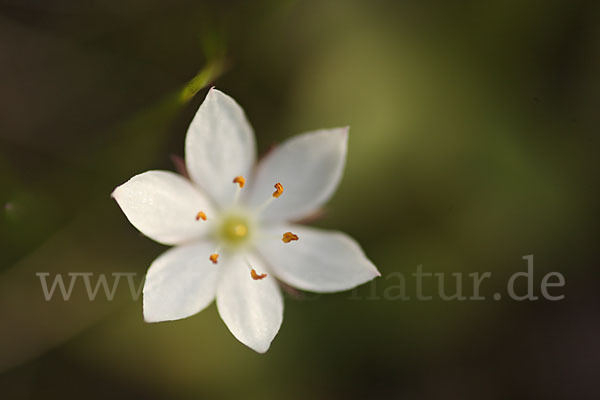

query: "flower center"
left=195, top=175, right=299, bottom=281
left=220, top=214, right=250, bottom=244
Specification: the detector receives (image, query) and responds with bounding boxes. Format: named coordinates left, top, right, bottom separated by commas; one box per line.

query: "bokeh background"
left=1, top=0, right=599, bottom=399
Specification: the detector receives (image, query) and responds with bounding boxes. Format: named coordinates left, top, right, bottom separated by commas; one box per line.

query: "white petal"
left=245, top=128, right=348, bottom=222
left=143, top=241, right=218, bottom=323
left=216, top=253, right=283, bottom=353
left=185, top=88, right=256, bottom=206
left=256, top=224, right=380, bottom=293
left=112, top=170, right=216, bottom=245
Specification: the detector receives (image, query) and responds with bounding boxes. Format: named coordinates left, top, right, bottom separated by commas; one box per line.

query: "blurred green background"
left=1, top=0, right=599, bottom=399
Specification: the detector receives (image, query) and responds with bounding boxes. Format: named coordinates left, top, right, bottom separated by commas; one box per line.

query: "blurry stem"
left=0, top=58, right=228, bottom=374
left=84, top=57, right=227, bottom=176
left=1, top=58, right=227, bottom=267
left=179, top=58, right=227, bottom=104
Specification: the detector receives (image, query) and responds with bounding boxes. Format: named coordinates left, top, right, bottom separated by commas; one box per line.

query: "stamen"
left=233, top=176, right=246, bottom=188
left=256, top=182, right=284, bottom=213
left=282, top=232, right=299, bottom=243
left=273, top=182, right=284, bottom=198
left=209, top=253, right=219, bottom=264
left=232, top=176, right=245, bottom=205
left=195, top=211, right=207, bottom=221
left=250, top=269, right=267, bottom=280
left=244, top=257, right=267, bottom=280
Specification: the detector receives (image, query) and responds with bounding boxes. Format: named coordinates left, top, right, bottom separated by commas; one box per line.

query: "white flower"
left=112, top=88, right=380, bottom=353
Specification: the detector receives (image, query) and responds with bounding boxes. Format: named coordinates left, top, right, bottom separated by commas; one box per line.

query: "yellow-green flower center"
left=219, top=214, right=251, bottom=245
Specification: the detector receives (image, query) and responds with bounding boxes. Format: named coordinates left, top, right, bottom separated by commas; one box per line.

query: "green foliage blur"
left=1, top=0, right=598, bottom=399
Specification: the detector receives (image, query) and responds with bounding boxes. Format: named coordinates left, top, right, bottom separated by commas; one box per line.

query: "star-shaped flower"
left=112, top=88, right=380, bottom=353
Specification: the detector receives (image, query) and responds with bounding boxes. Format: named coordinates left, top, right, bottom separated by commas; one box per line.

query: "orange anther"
left=282, top=232, right=299, bottom=243
left=195, top=211, right=207, bottom=221
left=209, top=253, right=219, bottom=264
left=273, top=182, right=284, bottom=198
left=233, top=176, right=246, bottom=188
left=250, top=269, right=267, bottom=280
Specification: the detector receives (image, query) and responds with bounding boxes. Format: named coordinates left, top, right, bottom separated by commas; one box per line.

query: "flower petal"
left=256, top=224, right=380, bottom=293
left=185, top=88, right=256, bottom=206
left=112, top=170, right=216, bottom=245
left=143, top=241, right=219, bottom=323
left=216, top=253, right=283, bottom=353
left=245, top=128, right=348, bottom=222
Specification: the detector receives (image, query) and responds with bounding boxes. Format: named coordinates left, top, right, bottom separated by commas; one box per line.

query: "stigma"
left=195, top=211, right=207, bottom=221
left=209, top=253, right=219, bottom=264
left=233, top=176, right=246, bottom=188
left=282, top=232, right=299, bottom=243
left=220, top=214, right=250, bottom=244
left=250, top=269, right=267, bottom=280
left=273, top=182, right=284, bottom=198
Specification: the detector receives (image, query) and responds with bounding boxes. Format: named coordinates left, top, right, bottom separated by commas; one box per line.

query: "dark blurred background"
left=1, top=0, right=599, bottom=399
